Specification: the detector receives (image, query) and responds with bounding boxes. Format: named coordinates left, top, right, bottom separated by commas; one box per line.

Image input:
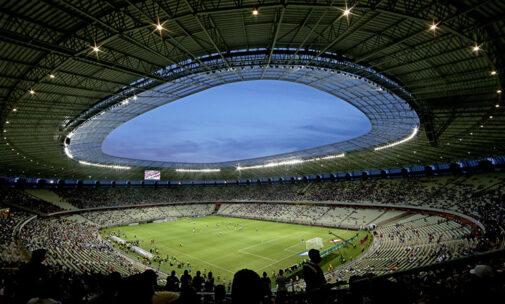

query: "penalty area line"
left=237, top=249, right=278, bottom=262
left=168, top=247, right=234, bottom=275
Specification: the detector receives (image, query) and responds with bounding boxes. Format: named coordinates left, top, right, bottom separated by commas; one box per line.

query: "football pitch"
left=102, top=216, right=371, bottom=283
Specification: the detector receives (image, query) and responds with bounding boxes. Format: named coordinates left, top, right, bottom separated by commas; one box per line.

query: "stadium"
left=0, top=0, right=504, bottom=303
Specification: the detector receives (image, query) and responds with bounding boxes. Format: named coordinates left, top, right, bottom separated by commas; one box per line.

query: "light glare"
left=374, top=127, right=419, bottom=151
left=79, top=160, right=131, bottom=170
left=176, top=168, right=221, bottom=173
left=236, top=153, right=345, bottom=171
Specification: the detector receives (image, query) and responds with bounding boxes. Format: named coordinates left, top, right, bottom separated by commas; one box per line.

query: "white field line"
left=237, top=231, right=307, bottom=268
left=283, top=243, right=304, bottom=253
left=168, top=247, right=234, bottom=275
left=237, top=249, right=278, bottom=262
left=239, top=231, right=305, bottom=251
left=256, top=252, right=300, bottom=271
left=237, top=231, right=305, bottom=262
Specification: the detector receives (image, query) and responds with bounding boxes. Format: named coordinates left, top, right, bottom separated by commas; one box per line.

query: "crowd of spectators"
left=1, top=172, right=504, bottom=303
left=0, top=207, right=30, bottom=265
left=1, top=188, right=63, bottom=213
left=1, top=245, right=503, bottom=304
left=52, top=173, right=505, bottom=243
left=19, top=216, right=144, bottom=276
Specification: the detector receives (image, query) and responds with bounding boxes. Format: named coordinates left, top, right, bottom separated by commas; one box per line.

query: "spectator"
left=204, top=271, right=215, bottom=292
left=302, top=249, right=328, bottom=304
left=260, top=271, right=272, bottom=303
left=17, top=248, right=50, bottom=303
left=165, top=270, right=180, bottom=291
left=180, top=270, right=192, bottom=289
left=231, top=269, right=262, bottom=304
left=276, top=269, right=288, bottom=304
left=193, top=270, right=205, bottom=292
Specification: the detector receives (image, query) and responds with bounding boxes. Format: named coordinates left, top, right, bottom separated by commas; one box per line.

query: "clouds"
left=102, top=80, right=370, bottom=163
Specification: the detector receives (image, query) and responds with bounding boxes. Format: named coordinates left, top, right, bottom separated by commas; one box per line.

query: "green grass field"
left=102, top=216, right=371, bottom=284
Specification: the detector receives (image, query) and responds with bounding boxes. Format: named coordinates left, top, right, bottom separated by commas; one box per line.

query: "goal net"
left=306, top=237, right=324, bottom=250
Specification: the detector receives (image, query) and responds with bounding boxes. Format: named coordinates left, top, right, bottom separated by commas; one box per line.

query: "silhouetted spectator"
left=166, top=270, right=180, bottom=291
left=193, top=270, right=205, bottom=291
left=204, top=272, right=215, bottom=292
left=260, top=271, right=272, bottom=302
left=276, top=269, right=288, bottom=304
left=178, top=286, right=198, bottom=304
left=231, top=269, right=262, bottom=304
left=180, top=270, right=192, bottom=289
left=214, top=284, right=226, bottom=304
left=303, top=249, right=328, bottom=304
left=117, top=273, right=154, bottom=304
left=16, top=248, right=50, bottom=303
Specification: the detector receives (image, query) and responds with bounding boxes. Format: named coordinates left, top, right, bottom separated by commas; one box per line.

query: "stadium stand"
left=2, top=0, right=505, bottom=302
left=0, top=172, right=503, bottom=303
left=23, top=189, right=77, bottom=211
left=1, top=188, right=63, bottom=214
left=0, top=207, right=30, bottom=265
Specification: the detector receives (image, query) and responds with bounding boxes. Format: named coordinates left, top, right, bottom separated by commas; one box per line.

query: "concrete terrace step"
left=24, top=189, right=77, bottom=210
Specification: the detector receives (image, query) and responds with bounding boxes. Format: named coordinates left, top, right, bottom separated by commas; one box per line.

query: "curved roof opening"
left=102, top=80, right=371, bottom=163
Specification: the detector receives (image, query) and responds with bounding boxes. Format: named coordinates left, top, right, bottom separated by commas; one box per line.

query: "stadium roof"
left=0, top=0, right=504, bottom=181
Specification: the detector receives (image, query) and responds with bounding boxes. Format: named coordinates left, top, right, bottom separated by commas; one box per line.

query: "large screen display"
left=144, top=170, right=161, bottom=180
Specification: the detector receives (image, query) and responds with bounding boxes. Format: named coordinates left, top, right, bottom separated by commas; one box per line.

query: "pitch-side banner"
left=144, top=170, right=161, bottom=180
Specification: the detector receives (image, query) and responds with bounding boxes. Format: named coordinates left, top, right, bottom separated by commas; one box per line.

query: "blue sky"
left=102, top=80, right=371, bottom=163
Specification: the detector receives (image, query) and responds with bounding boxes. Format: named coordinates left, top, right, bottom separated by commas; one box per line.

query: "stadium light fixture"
left=236, top=153, right=345, bottom=171
left=374, top=127, right=419, bottom=151
left=472, top=45, right=480, bottom=52
left=90, top=42, right=101, bottom=58
left=79, top=160, right=131, bottom=170
left=429, top=23, right=438, bottom=31
left=343, top=8, right=351, bottom=16
left=491, top=71, right=497, bottom=76
left=252, top=8, right=259, bottom=16
left=497, top=90, right=502, bottom=94
left=64, top=146, right=73, bottom=159
left=176, top=168, right=221, bottom=173
left=49, top=74, right=55, bottom=79
left=29, top=89, right=35, bottom=95
left=12, top=108, right=17, bottom=112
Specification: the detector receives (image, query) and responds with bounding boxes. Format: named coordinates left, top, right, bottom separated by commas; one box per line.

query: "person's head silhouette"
left=231, top=269, right=262, bottom=304
left=308, top=249, right=322, bottom=264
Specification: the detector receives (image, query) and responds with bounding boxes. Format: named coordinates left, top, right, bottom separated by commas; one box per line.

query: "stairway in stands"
left=24, top=189, right=77, bottom=210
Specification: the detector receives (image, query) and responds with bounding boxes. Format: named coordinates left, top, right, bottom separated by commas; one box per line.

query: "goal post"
left=306, top=237, right=323, bottom=250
